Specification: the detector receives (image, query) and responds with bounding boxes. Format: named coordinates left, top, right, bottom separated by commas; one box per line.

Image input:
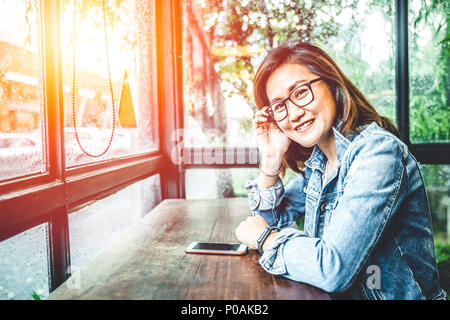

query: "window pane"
left=185, top=168, right=299, bottom=199
left=409, top=0, right=449, bottom=143
left=0, top=223, right=49, bottom=300
left=62, top=0, right=158, bottom=167
left=69, top=174, right=161, bottom=269
left=182, top=0, right=395, bottom=148
left=423, top=164, right=450, bottom=243
left=422, top=164, right=450, bottom=293
left=0, top=1, right=45, bottom=180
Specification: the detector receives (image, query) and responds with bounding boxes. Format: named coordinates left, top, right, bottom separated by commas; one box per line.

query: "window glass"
left=409, top=0, right=449, bottom=143
left=0, top=0, right=45, bottom=180
left=182, top=0, right=395, bottom=149
left=422, top=164, right=450, bottom=243
left=61, top=0, right=158, bottom=167
left=0, top=223, right=49, bottom=300
left=185, top=167, right=298, bottom=199
left=69, top=174, right=161, bottom=269
left=422, top=164, right=450, bottom=294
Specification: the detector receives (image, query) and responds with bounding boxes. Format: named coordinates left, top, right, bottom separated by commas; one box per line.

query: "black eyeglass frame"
left=266, top=77, right=323, bottom=122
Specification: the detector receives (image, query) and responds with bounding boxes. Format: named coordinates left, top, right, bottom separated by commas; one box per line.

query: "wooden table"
left=47, top=198, right=330, bottom=300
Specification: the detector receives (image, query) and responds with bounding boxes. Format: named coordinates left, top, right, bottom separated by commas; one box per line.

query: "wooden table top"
left=47, top=198, right=330, bottom=300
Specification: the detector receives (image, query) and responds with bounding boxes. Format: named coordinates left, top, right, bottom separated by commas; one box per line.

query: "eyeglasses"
left=266, top=77, right=322, bottom=122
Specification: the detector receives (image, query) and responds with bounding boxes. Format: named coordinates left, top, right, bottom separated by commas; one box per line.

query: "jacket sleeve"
left=246, top=173, right=307, bottom=229
left=259, top=134, right=408, bottom=292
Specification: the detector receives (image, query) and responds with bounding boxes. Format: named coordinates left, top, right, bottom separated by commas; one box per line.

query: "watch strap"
left=256, top=226, right=280, bottom=254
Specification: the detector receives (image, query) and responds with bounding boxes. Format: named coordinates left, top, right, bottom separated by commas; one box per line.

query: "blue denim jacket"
left=246, top=122, right=447, bottom=300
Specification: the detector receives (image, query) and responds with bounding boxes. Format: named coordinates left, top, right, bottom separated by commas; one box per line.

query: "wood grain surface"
left=47, top=198, right=330, bottom=300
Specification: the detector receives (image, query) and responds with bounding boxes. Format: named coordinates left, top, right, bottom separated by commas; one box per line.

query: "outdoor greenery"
left=31, top=291, right=41, bottom=300
left=435, top=240, right=450, bottom=294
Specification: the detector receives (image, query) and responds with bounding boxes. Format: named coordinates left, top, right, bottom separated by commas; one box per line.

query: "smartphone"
left=185, top=242, right=247, bottom=255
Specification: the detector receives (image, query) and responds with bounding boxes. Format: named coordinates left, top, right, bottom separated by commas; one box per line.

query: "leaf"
left=31, top=291, right=41, bottom=300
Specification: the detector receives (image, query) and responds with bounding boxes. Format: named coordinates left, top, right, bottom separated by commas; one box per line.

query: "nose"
left=287, top=100, right=305, bottom=122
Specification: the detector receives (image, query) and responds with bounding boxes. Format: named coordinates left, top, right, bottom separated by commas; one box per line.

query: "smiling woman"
left=236, top=42, right=447, bottom=300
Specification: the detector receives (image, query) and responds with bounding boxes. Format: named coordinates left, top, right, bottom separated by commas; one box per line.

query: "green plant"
left=435, top=240, right=450, bottom=296
left=31, top=291, right=41, bottom=300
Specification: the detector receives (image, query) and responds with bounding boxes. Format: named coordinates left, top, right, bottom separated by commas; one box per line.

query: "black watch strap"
left=256, top=227, right=280, bottom=254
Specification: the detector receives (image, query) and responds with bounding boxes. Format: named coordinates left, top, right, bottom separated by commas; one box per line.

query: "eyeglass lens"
left=271, top=85, right=313, bottom=121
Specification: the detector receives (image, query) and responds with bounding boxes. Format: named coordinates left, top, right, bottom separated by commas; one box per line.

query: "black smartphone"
left=185, top=242, right=247, bottom=255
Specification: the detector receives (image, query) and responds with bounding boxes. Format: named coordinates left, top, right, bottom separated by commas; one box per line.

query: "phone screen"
left=193, top=242, right=242, bottom=251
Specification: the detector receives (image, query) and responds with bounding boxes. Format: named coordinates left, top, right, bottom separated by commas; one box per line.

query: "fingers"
left=253, top=106, right=270, bottom=122
left=253, top=107, right=271, bottom=131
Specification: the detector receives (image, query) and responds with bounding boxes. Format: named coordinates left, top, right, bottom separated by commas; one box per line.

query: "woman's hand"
left=235, top=216, right=276, bottom=251
left=253, top=107, right=291, bottom=165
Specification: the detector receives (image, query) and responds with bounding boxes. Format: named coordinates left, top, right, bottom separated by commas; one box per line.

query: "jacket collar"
left=304, top=119, right=356, bottom=172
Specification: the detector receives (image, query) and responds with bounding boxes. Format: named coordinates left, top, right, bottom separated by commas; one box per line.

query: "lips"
left=294, top=119, right=314, bottom=131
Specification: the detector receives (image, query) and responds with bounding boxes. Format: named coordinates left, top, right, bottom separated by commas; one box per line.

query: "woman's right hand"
left=253, top=107, right=291, bottom=168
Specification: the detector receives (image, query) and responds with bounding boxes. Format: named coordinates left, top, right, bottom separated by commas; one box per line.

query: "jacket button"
left=320, top=203, right=326, bottom=212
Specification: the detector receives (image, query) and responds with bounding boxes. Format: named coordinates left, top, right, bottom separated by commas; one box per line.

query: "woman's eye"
left=293, top=87, right=308, bottom=100
left=273, top=103, right=284, bottom=111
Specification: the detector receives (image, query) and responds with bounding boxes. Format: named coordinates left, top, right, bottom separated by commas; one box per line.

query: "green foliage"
left=409, top=0, right=449, bottom=143
left=31, top=291, right=41, bottom=300
left=435, top=240, right=450, bottom=295
left=410, top=94, right=450, bottom=142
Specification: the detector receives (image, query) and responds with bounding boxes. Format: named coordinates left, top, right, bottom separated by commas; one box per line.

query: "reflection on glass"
left=69, top=174, right=161, bottom=269
left=0, top=223, right=49, bottom=300
left=409, top=0, right=449, bottom=143
left=182, top=0, right=395, bottom=148
left=61, top=0, right=158, bottom=167
left=0, top=1, right=45, bottom=180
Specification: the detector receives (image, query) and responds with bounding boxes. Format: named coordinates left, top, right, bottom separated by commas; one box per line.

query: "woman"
left=235, top=42, right=446, bottom=300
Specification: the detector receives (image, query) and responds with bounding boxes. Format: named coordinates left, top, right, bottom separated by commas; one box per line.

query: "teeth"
left=297, top=120, right=313, bottom=130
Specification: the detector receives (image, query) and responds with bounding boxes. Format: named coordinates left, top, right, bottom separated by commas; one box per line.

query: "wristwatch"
left=256, top=226, right=280, bottom=254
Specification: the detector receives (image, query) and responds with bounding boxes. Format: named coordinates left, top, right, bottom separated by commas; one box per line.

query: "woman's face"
left=266, top=63, right=337, bottom=149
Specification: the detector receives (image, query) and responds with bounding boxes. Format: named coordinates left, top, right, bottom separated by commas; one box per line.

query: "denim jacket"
left=246, top=122, right=447, bottom=300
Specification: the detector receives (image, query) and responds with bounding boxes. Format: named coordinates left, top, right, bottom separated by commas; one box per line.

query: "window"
left=0, top=0, right=178, bottom=298
left=0, top=1, right=45, bottom=181
left=61, top=0, right=159, bottom=167
left=409, top=0, right=449, bottom=143
left=69, top=174, right=161, bottom=269
left=0, top=223, right=49, bottom=300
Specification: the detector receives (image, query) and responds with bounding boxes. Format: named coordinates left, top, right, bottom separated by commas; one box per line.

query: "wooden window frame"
left=0, top=0, right=183, bottom=292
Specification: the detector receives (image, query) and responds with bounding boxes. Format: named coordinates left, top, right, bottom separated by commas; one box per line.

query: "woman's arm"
left=246, top=172, right=307, bottom=229
left=259, top=133, right=408, bottom=293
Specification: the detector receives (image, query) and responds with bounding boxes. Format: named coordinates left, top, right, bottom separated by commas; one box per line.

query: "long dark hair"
left=253, top=42, right=401, bottom=174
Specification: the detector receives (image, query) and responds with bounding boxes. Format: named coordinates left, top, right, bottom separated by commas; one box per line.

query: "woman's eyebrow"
left=269, top=79, right=308, bottom=104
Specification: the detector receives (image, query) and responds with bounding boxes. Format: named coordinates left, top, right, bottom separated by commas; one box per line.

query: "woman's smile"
left=294, top=118, right=315, bottom=133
